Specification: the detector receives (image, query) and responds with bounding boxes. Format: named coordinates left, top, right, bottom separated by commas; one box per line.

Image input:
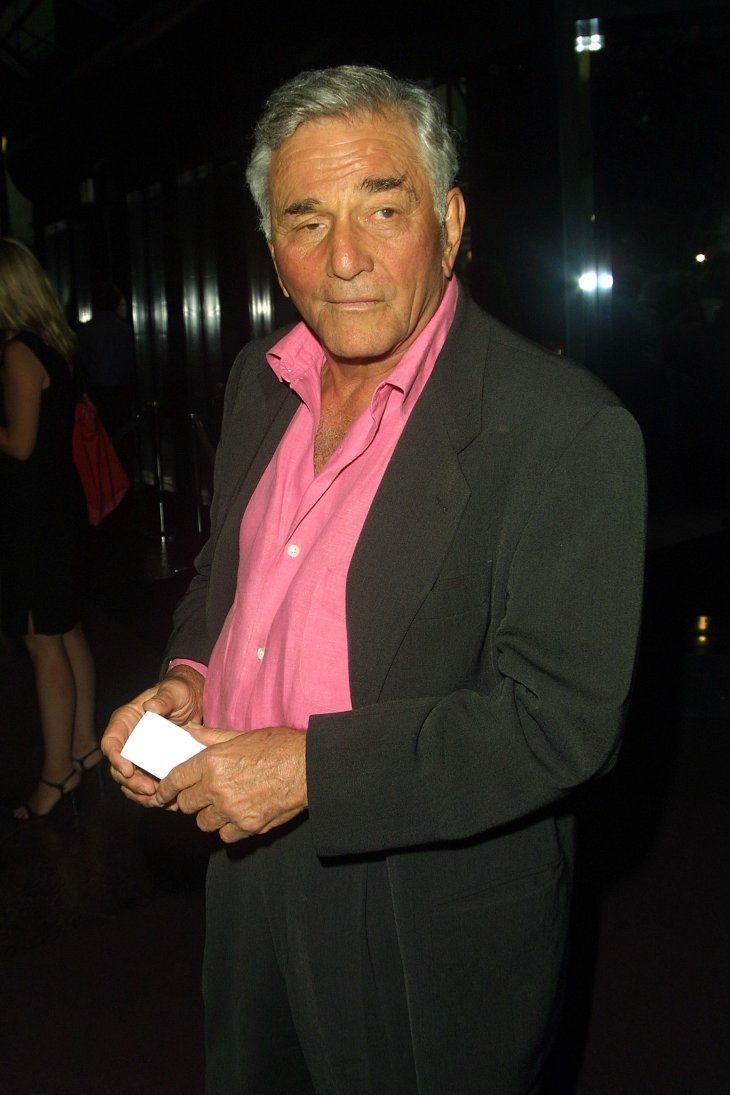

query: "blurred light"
left=78, top=307, right=92, bottom=324
left=578, top=270, right=613, bottom=293
left=204, top=284, right=221, bottom=323
left=250, top=283, right=273, bottom=336
left=695, top=253, right=707, bottom=264
left=1, top=134, right=6, bottom=155
left=697, top=634, right=708, bottom=645
left=697, top=615, right=710, bottom=631
left=575, top=18, right=605, bottom=52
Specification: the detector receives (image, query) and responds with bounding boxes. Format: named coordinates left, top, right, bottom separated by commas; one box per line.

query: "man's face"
left=268, top=110, right=464, bottom=370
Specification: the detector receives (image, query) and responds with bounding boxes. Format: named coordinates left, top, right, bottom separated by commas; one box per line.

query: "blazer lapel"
left=347, top=293, right=488, bottom=706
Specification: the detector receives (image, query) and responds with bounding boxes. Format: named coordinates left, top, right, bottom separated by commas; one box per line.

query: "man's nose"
left=326, top=220, right=374, bottom=280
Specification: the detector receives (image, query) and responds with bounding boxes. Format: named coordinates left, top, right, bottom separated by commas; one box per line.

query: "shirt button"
left=286, top=543, right=300, bottom=558
left=256, top=646, right=265, bottom=660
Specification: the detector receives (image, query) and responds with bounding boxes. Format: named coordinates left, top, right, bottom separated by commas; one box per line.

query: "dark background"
left=1, top=0, right=728, bottom=516
left=0, top=3, right=728, bottom=1093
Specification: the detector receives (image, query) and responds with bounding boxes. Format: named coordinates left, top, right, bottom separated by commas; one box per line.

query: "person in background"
left=76, top=280, right=136, bottom=446
left=102, top=66, right=646, bottom=1093
left=0, top=238, right=99, bottom=822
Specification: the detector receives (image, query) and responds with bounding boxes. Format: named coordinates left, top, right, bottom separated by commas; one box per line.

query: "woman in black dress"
left=0, top=238, right=98, bottom=821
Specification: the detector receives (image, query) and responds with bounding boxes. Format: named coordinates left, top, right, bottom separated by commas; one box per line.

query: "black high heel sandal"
left=13, top=770, right=80, bottom=825
left=71, top=745, right=105, bottom=794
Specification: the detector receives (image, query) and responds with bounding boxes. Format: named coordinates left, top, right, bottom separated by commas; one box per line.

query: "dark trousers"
left=203, top=816, right=567, bottom=1095
left=203, top=818, right=418, bottom=1095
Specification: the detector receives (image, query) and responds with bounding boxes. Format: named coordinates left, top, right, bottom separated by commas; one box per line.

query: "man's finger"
left=184, top=724, right=237, bottom=747
left=155, top=750, right=206, bottom=806
left=219, top=822, right=248, bottom=844
left=142, top=690, right=177, bottom=718
left=194, top=804, right=228, bottom=832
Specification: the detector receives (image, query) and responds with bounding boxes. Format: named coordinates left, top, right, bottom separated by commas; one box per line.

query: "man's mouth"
left=326, top=299, right=381, bottom=309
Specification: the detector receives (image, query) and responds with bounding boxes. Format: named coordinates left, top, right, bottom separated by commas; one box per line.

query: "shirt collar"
left=266, top=278, right=459, bottom=408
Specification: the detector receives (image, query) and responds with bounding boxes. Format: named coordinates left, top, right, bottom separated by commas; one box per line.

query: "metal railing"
left=113, top=399, right=217, bottom=554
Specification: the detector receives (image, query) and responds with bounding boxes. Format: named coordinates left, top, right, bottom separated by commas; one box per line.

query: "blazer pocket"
left=432, top=856, right=564, bottom=913
left=391, top=573, right=492, bottom=695
left=412, top=566, right=492, bottom=624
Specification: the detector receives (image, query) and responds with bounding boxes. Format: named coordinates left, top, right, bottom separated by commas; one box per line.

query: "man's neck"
left=320, top=355, right=397, bottom=405
left=314, top=362, right=385, bottom=474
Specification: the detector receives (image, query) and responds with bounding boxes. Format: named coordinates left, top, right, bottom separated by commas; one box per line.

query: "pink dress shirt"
left=182, top=278, right=458, bottom=733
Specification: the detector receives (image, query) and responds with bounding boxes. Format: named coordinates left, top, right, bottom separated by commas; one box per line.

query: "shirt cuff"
left=168, top=658, right=208, bottom=678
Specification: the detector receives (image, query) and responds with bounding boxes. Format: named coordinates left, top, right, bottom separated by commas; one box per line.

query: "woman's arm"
left=0, top=340, right=48, bottom=460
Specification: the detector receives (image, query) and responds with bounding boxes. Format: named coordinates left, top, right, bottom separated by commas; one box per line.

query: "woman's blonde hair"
left=0, top=237, right=76, bottom=363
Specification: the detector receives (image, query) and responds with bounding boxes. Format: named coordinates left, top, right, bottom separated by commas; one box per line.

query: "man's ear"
left=441, top=188, right=466, bottom=278
left=268, top=241, right=291, bottom=299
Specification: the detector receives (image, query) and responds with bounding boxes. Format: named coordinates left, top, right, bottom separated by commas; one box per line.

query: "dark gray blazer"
left=167, top=287, right=646, bottom=1090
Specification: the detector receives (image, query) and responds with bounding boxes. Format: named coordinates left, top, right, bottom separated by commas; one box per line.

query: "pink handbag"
left=72, top=394, right=130, bottom=525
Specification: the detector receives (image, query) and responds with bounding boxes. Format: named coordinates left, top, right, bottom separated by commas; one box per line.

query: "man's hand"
left=155, top=726, right=308, bottom=843
left=101, top=665, right=205, bottom=805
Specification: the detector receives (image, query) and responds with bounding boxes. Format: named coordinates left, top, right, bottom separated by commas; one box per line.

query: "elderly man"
left=102, top=65, right=646, bottom=1094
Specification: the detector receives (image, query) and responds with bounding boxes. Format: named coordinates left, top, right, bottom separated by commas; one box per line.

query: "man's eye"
left=298, top=221, right=324, bottom=232
left=375, top=208, right=397, bottom=219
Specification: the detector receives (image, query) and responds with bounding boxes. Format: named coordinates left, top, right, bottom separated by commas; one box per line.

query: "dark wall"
left=465, top=45, right=564, bottom=349
left=6, top=3, right=569, bottom=444
left=12, top=1, right=726, bottom=519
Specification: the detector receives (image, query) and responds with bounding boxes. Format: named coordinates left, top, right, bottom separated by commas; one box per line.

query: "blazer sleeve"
left=305, top=404, right=647, bottom=857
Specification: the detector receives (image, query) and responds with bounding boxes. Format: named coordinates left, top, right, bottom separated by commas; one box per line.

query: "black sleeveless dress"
left=0, top=330, right=88, bottom=636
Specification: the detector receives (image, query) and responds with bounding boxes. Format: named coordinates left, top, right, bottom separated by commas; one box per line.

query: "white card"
left=120, top=710, right=206, bottom=779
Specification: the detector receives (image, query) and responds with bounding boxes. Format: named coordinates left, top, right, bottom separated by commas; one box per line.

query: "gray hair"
left=245, top=65, right=460, bottom=240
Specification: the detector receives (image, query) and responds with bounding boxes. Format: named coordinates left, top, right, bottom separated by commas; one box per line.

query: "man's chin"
left=325, top=345, right=400, bottom=369
left=316, top=324, right=403, bottom=366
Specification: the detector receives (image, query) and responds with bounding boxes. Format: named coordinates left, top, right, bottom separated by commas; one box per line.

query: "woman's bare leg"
left=62, top=622, right=98, bottom=764
left=16, top=621, right=81, bottom=817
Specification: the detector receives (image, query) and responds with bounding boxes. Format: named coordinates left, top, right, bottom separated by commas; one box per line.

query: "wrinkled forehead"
left=269, top=108, right=428, bottom=196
